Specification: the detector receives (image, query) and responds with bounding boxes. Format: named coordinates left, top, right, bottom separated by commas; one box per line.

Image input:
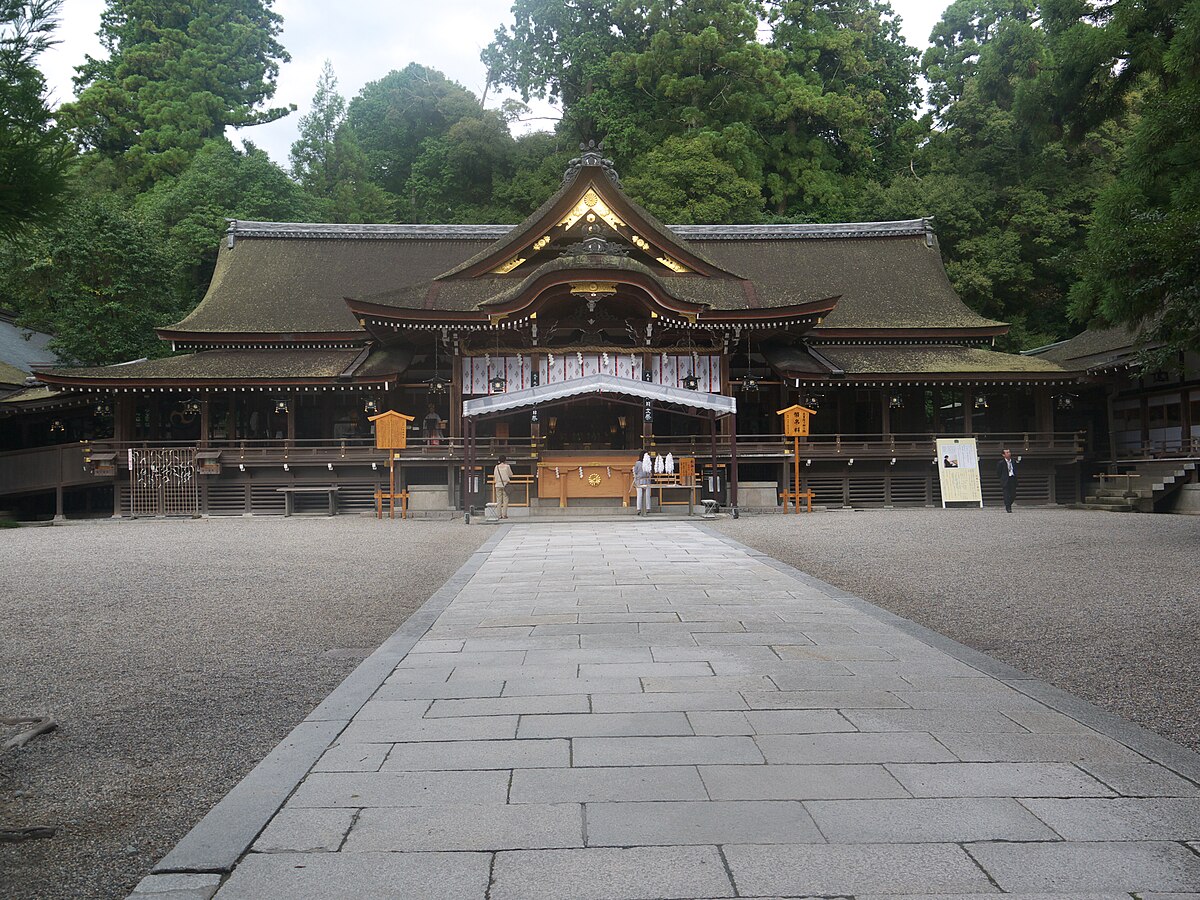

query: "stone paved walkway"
left=140, top=523, right=1200, bottom=898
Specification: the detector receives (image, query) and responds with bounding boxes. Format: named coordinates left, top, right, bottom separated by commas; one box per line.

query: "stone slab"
left=489, top=846, right=734, bottom=900
left=699, top=764, right=909, bottom=800
left=343, top=803, right=583, bottom=851
left=286, top=770, right=509, bottom=808
left=724, top=844, right=996, bottom=896
left=212, top=850, right=491, bottom=900
left=585, top=800, right=824, bottom=846
left=381, top=738, right=570, bottom=771
left=887, top=762, right=1116, bottom=798
left=968, top=841, right=1200, bottom=892
left=252, top=808, right=356, bottom=852
left=130, top=874, right=221, bottom=899
left=1019, top=797, right=1200, bottom=840
left=509, top=765, right=708, bottom=804
left=573, top=735, right=764, bottom=766
left=806, top=797, right=1059, bottom=842
left=517, top=712, right=693, bottom=738
left=755, top=732, right=958, bottom=764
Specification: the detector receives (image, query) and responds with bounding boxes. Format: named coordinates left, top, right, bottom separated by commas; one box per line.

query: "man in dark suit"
left=996, top=448, right=1018, bottom=512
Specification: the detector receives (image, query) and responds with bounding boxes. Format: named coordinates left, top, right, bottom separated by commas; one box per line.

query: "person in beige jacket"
left=493, top=455, right=514, bottom=519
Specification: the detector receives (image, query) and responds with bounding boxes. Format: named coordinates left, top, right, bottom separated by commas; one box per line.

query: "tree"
left=345, top=64, right=484, bottom=199
left=0, top=0, right=71, bottom=237
left=1063, top=0, right=1200, bottom=364
left=136, top=137, right=320, bottom=303
left=481, top=0, right=648, bottom=142
left=290, top=61, right=393, bottom=223
left=624, top=127, right=765, bottom=224
left=58, top=0, right=292, bottom=189
left=763, top=0, right=921, bottom=215
left=0, top=193, right=184, bottom=365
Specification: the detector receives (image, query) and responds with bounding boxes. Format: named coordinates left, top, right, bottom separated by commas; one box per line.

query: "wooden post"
left=389, top=454, right=395, bottom=519
left=963, top=388, right=974, bottom=435
left=881, top=391, right=891, bottom=437
left=199, top=399, right=211, bottom=448
left=286, top=398, right=296, bottom=445
left=708, top=411, right=719, bottom=502
left=793, top=435, right=800, bottom=514
left=729, top=417, right=740, bottom=512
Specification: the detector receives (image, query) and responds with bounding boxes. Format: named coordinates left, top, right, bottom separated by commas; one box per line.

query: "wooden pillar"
left=708, top=411, right=719, bottom=500
left=642, top=400, right=653, bottom=449
left=114, top=395, right=134, bottom=443
left=729, top=417, right=740, bottom=513
left=461, top=417, right=470, bottom=512
left=286, top=397, right=296, bottom=445
left=963, top=388, right=974, bottom=435
left=1034, top=386, right=1054, bottom=436
left=199, top=399, right=211, bottom=448
left=1106, top=384, right=1119, bottom=465
left=450, top=354, right=463, bottom=440
left=54, top=483, right=65, bottom=521
left=1140, top=394, right=1150, bottom=450
left=881, top=391, right=891, bottom=437
left=1181, top=387, right=1192, bottom=454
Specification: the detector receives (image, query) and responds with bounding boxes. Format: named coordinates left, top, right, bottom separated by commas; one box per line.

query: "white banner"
left=464, top=353, right=722, bottom=396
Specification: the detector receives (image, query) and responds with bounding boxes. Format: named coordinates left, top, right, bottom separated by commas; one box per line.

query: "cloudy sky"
left=41, top=0, right=950, bottom=167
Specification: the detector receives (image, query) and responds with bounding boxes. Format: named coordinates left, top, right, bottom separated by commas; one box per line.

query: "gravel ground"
left=0, top=517, right=485, bottom=900
left=715, top=507, right=1200, bottom=754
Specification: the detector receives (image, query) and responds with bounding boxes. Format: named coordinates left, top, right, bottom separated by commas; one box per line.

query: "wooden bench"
left=276, top=486, right=339, bottom=517
left=779, top=489, right=815, bottom=513
left=374, top=488, right=410, bottom=519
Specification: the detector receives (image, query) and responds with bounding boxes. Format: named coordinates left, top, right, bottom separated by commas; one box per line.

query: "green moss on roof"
left=44, top=349, right=371, bottom=381
left=0, top=360, right=27, bottom=386
left=1028, top=325, right=1142, bottom=370
left=819, top=345, right=1071, bottom=375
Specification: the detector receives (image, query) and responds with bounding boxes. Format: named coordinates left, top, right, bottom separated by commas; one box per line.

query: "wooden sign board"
left=776, top=404, right=816, bottom=437
left=369, top=410, right=415, bottom=450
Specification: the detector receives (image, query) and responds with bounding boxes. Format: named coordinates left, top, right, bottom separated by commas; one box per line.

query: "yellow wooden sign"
left=369, top=410, right=415, bottom=450
left=776, top=404, right=816, bottom=437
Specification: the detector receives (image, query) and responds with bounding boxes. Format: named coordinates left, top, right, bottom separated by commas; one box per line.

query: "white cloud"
left=41, top=0, right=949, bottom=166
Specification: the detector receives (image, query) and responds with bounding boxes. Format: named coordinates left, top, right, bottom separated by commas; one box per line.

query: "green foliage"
left=58, top=0, right=292, bottom=189
left=1066, top=0, right=1200, bottom=364
left=624, top=127, right=764, bottom=224
left=289, top=61, right=393, bottom=223
left=0, top=0, right=71, bottom=238
left=0, top=193, right=185, bottom=365
left=135, top=137, right=319, bottom=302
left=346, top=64, right=484, bottom=199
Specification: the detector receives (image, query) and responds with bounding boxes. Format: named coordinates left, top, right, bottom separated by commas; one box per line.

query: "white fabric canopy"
left=462, top=373, right=737, bottom=418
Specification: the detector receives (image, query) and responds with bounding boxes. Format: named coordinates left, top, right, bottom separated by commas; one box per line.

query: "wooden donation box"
left=537, top=457, right=634, bottom=507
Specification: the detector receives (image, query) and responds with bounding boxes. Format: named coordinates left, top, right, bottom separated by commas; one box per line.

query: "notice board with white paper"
left=936, top=437, right=983, bottom=507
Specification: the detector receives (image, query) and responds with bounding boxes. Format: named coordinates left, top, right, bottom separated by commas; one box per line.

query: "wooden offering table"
left=538, top=456, right=635, bottom=508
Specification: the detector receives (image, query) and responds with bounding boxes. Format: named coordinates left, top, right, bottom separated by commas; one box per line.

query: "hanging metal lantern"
left=363, top=398, right=379, bottom=415
left=489, top=374, right=507, bottom=393
left=182, top=398, right=202, bottom=415
left=274, top=400, right=290, bottom=415
left=682, top=373, right=699, bottom=391
left=94, top=400, right=111, bottom=417
left=889, top=394, right=904, bottom=409
left=741, top=373, right=759, bottom=392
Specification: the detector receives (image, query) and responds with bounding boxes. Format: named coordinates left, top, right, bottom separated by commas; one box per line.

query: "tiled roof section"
left=760, top=343, right=837, bottom=375
left=693, top=237, right=1004, bottom=331
left=1026, top=325, right=1143, bottom=370
left=167, top=237, right=498, bottom=334
left=432, top=170, right=733, bottom=280
left=37, top=348, right=402, bottom=383
left=0, top=313, right=59, bottom=371
left=0, top=360, right=28, bottom=386
left=360, top=254, right=752, bottom=313
left=817, top=345, right=1073, bottom=376
left=226, top=218, right=934, bottom=241
left=179, top=218, right=999, bottom=334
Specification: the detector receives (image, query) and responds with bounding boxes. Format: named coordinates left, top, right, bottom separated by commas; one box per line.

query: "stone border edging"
left=694, top=523, right=1200, bottom=785
left=149, top=524, right=514, bottom=877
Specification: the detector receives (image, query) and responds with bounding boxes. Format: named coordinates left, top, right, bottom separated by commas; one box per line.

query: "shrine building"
left=6, top=145, right=1092, bottom=518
